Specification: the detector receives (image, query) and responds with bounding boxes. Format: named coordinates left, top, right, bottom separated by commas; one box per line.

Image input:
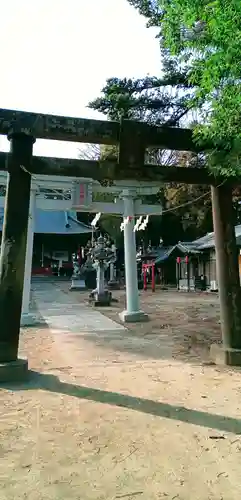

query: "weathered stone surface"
left=119, top=310, right=149, bottom=323
left=0, top=134, right=34, bottom=363
left=0, top=108, right=214, bottom=154
left=0, top=151, right=238, bottom=185
left=107, top=280, right=120, bottom=290
left=211, top=185, right=241, bottom=351
left=69, top=279, right=86, bottom=291
left=0, top=108, right=119, bottom=145
left=0, top=358, right=28, bottom=383
left=210, top=344, right=241, bottom=366
left=33, top=282, right=125, bottom=334
left=20, top=313, right=39, bottom=327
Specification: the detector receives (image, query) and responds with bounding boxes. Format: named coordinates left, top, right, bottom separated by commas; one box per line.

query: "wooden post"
left=210, top=185, right=241, bottom=365
left=151, top=263, right=155, bottom=293
left=143, top=265, right=147, bottom=291
left=176, top=257, right=181, bottom=290
left=185, top=255, right=190, bottom=292
left=0, top=131, right=35, bottom=368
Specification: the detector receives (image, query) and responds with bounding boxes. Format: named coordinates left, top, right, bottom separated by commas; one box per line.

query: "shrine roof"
left=154, top=243, right=200, bottom=264
left=0, top=208, right=93, bottom=234
left=151, top=225, right=241, bottom=263
left=185, top=225, right=241, bottom=250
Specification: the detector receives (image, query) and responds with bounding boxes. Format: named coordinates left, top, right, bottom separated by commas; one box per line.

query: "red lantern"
left=176, top=256, right=181, bottom=264
left=185, top=255, right=189, bottom=264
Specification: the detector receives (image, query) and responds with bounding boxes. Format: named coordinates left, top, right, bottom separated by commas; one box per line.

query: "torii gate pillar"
left=0, top=130, right=35, bottom=382
left=210, top=185, right=241, bottom=365
left=119, top=189, right=148, bottom=323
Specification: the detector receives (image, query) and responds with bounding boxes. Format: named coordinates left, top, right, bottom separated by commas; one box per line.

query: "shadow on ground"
left=2, top=370, right=241, bottom=435
left=65, top=288, right=222, bottom=365
left=21, top=315, right=48, bottom=329
left=31, top=281, right=222, bottom=365
left=72, top=328, right=219, bottom=366
left=79, top=330, right=176, bottom=361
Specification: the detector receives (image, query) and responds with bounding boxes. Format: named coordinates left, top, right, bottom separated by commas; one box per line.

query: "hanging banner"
left=71, top=181, right=93, bottom=208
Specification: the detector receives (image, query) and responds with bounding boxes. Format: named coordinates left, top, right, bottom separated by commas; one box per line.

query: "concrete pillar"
left=21, top=187, right=37, bottom=326
left=119, top=189, right=148, bottom=323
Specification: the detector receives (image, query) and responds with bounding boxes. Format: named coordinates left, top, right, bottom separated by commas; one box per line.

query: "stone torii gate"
left=0, top=108, right=240, bottom=382
left=72, top=178, right=162, bottom=322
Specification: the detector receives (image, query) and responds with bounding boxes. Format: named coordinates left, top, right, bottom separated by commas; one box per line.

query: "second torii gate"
left=72, top=179, right=162, bottom=322
left=0, top=173, right=161, bottom=325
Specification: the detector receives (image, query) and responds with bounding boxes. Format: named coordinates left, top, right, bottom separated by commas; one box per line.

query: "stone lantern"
left=89, top=235, right=115, bottom=306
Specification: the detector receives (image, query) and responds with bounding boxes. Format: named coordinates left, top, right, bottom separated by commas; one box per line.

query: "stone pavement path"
left=32, top=282, right=126, bottom=334
left=33, top=282, right=176, bottom=361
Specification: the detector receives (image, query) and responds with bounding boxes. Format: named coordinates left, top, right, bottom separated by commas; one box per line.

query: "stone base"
left=69, top=279, right=86, bottom=291
left=119, top=310, right=149, bottom=323
left=210, top=344, right=241, bottom=366
left=21, top=312, right=38, bottom=327
left=0, top=358, right=28, bottom=383
left=89, top=290, right=112, bottom=307
left=94, top=299, right=111, bottom=307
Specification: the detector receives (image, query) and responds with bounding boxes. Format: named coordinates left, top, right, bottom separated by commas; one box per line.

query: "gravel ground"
left=1, top=286, right=241, bottom=500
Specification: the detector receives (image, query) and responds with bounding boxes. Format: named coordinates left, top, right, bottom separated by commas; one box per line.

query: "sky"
left=0, top=0, right=160, bottom=158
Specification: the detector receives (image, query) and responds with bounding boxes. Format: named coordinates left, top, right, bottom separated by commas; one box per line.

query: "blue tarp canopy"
left=0, top=207, right=93, bottom=235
